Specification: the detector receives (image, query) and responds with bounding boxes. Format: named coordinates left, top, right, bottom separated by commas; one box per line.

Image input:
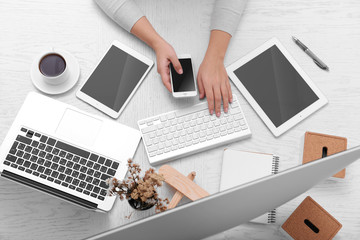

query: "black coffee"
left=39, top=53, right=66, bottom=77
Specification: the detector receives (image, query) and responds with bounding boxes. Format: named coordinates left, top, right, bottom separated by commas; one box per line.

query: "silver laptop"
left=86, top=145, right=360, bottom=239
left=0, top=92, right=141, bottom=212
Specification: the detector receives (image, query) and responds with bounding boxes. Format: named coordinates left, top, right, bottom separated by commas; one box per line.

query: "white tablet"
left=77, top=40, right=153, bottom=118
left=227, top=38, right=327, bottom=137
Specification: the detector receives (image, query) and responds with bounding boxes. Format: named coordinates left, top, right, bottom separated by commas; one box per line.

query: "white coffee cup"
left=38, top=50, right=69, bottom=85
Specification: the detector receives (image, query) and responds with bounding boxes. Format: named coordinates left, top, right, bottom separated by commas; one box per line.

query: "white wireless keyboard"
left=137, top=95, right=251, bottom=165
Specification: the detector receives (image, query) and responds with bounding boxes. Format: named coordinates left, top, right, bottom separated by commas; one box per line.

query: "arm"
left=198, top=0, right=248, bottom=116
left=94, top=0, right=182, bottom=92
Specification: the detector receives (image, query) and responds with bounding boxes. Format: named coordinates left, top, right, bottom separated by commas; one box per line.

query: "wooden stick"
left=168, top=171, right=196, bottom=209
left=159, top=165, right=209, bottom=201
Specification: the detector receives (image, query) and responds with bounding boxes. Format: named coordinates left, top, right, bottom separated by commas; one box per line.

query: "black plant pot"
left=128, top=198, right=156, bottom=211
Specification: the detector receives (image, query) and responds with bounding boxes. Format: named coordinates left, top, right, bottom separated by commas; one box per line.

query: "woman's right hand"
left=153, top=39, right=183, bottom=92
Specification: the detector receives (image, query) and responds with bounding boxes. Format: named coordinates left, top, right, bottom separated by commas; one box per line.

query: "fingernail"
left=230, top=98, right=233, bottom=103
left=179, top=69, right=183, bottom=74
left=210, top=110, right=214, bottom=115
left=224, top=107, right=228, bottom=113
left=216, top=112, right=220, bottom=117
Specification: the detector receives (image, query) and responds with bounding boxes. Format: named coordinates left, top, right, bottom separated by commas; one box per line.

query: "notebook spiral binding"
left=272, top=155, right=280, bottom=174
left=268, top=155, right=280, bottom=223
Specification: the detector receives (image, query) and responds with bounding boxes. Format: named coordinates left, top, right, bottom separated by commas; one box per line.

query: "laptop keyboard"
left=3, top=127, right=120, bottom=201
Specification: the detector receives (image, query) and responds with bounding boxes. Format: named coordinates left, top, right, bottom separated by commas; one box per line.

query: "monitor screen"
left=233, top=45, right=319, bottom=127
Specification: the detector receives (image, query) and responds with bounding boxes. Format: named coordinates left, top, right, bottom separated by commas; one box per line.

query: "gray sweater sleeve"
left=94, top=0, right=144, bottom=32
left=210, top=0, right=248, bottom=36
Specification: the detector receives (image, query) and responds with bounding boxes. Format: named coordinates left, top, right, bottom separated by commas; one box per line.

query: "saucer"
left=31, top=49, right=80, bottom=95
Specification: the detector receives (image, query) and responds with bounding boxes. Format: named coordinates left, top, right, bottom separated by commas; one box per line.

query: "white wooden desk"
left=1, top=0, right=360, bottom=239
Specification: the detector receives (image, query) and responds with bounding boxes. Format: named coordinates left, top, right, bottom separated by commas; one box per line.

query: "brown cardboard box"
left=282, top=196, right=342, bottom=240
left=303, top=132, right=347, bottom=178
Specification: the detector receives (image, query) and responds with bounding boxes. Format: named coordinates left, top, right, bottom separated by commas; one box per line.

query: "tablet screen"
left=80, top=45, right=150, bottom=112
left=233, top=45, right=319, bottom=127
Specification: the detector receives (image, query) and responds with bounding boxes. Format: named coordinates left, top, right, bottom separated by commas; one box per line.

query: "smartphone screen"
left=170, top=58, right=196, bottom=92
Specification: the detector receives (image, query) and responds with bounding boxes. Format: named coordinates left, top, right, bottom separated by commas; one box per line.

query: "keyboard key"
left=33, top=172, right=40, bottom=177
left=89, top=154, right=99, bottom=162
left=72, top=171, right=79, bottom=178
left=31, top=149, right=39, bottom=156
left=93, top=163, right=101, bottom=170
left=66, top=153, right=73, bottom=160
left=97, top=157, right=105, bottom=164
left=21, top=127, right=27, bottom=132
left=100, top=166, right=107, bottom=173
left=55, top=141, right=90, bottom=159
left=111, top=161, right=119, bottom=170
left=40, top=135, right=48, bottom=143
left=40, top=174, right=47, bottom=179
left=87, top=169, right=94, bottom=176
left=59, top=158, right=67, bottom=165
left=65, top=168, right=72, bottom=175
left=72, top=179, right=80, bottom=186
left=99, top=181, right=108, bottom=189
left=86, top=161, right=94, bottom=168
left=73, top=156, right=80, bottom=163
left=47, top=138, right=56, bottom=146
left=66, top=161, right=74, bottom=168
left=73, top=163, right=81, bottom=170
left=35, top=133, right=41, bottom=137
left=18, top=166, right=25, bottom=171
left=100, top=189, right=107, bottom=196
left=80, top=166, right=87, bottom=173
left=16, top=158, right=24, bottom=165
left=58, top=174, right=66, bottom=181
left=83, top=190, right=90, bottom=195
left=23, top=153, right=31, bottom=160
left=90, top=193, right=97, bottom=198
left=52, top=148, right=60, bottom=155
left=92, top=178, right=100, bottom=186
left=44, top=160, right=52, bottom=167
left=93, top=186, right=100, bottom=193
left=86, top=184, right=94, bottom=191
left=107, top=168, right=116, bottom=176
left=16, top=135, right=32, bottom=145
left=51, top=171, right=59, bottom=178
left=25, top=169, right=32, bottom=174
left=30, top=163, right=38, bottom=170
left=80, top=158, right=87, bottom=165
left=26, top=130, right=34, bottom=138
left=54, top=179, right=61, bottom=184
left=105, top=159, right=112, bottom=167
left=59, top=151, right=66, bottom=158
left=94, top=171, right=101, bottom=178
left=39, top=143, right=46, bottom=150
left=58, top=166, right=65, bottom=173
left=85, top=176, right=93, bottom=183
left=98, top=196, right=105, bottom=201
left=6, top=154, right=17, bottom=163
left=76, top=188, right=83, bottom=193
left=79, top=181, right=86, bottom=188
left=53, top=156, right=60, bottom=163
left=69, top=185, right=76, bottom=190
left=3, top=160, right=10, bottom=166
left=79, top=173, right=86, bottom=180
left=45, top=153, right=53, bottom=161
left=30, top=156, right=38, bottom=163
left=65, top=176, right=73, bottom=183
left=47, top=177, right=54, bottom=182
left=44, top=168, right=52, bottom=175
left=38, top=166, right=45, bottom=173
left=38, top=151, right=46, bottom=158
left=51, top=163, right=59, bottom=170
left=25, top=146, right=32, bottom=153
left=16, top=150, right=24, bottom=158
left=45, top=146, right=53, bottom=153
left=61, top=182, right=69, bottom=187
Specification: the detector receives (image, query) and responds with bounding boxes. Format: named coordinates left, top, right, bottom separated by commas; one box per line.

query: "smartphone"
left=170, top=54, right=197, bottom=98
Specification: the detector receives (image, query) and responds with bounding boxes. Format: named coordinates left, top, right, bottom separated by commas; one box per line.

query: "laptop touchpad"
left=56, top=108, right=103, bottom=147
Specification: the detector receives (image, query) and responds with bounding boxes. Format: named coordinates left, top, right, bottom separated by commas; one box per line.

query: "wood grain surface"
left=0, top=0, right=360, bottom=239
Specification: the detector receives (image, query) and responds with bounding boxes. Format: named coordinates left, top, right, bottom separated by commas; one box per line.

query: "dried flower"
left=107, top=159, right=168, bottom=213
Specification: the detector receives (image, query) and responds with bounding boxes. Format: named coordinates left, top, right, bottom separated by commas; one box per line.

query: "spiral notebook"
left=220, top=148, right=280, bottom=224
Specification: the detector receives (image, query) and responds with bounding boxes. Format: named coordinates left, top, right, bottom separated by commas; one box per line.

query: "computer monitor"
left=86, top=146, right=360, bottom=240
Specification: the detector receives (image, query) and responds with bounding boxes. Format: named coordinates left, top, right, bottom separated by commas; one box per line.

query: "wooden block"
left=281, top=196, right=342, bottom=240
left=159, top=165, right=209, bottom=201
left=303, top=132, right=347, bottom=178
left=167, top=172, right=196, bottom=209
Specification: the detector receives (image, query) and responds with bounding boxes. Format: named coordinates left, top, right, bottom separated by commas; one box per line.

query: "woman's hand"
left=197, top=55, right=232, bottom=117
left=197, top=30, right=232, bottom=117
left=153, top=39, right=183, bottom=92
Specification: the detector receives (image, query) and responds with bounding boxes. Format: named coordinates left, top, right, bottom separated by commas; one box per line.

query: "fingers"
left=205, top=87, right=214, bottom=115
left=213, top=87, right=222, bottom=117
left=221, top=83, right=229, bottom=113
left=197, top=74, right=205, bottom=99
left=226, top=78, right=233, bottom=103
left=169, top=54, right=183, bottom=74
left=158, top=65, right=172, bottom=92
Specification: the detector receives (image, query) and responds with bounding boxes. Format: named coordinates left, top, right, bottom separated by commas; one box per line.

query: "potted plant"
left=107, top=159, right=169, bottom=212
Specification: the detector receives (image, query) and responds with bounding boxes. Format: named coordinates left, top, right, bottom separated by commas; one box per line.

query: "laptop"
left=86, top=146, right=360, bottom=239
left=0, top=92, right=141, bottom=212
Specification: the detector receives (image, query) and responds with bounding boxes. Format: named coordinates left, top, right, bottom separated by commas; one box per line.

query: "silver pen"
left=292, top=36, right=329, bottom=71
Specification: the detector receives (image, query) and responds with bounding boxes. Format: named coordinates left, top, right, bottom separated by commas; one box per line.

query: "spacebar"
left=175, top=103, right=208, bottom=117
left=55, top=141, right=90, bottom=159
